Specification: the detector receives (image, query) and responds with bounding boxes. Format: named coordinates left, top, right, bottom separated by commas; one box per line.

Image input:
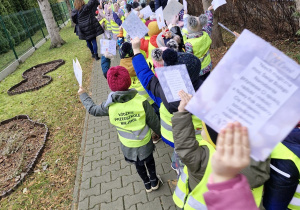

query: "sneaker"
left=144, top=181, right=152, bottom=193
left=152, top=133, right=161, bottom=144
left=150, top=178, right=160, bottom=191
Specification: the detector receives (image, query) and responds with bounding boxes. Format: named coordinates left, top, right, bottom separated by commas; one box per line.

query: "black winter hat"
left=119, top=42, right=134, bottom=59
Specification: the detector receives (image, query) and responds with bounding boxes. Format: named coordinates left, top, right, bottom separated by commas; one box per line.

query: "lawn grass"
left=0, top=22, right=93, bottom=209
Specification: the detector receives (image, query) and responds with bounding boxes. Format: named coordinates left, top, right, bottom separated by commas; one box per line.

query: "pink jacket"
left=204, top=174, right=258, bottom=210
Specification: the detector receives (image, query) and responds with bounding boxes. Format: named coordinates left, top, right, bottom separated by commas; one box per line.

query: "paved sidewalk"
left=72, top=53, right=178, bottom=210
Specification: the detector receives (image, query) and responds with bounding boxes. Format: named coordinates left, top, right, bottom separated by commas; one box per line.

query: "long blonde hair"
left=74, top=0, right=85, bottom=10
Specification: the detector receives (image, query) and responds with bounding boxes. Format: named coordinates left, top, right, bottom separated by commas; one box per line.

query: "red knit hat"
left=107, top=66, right=131, bottom=91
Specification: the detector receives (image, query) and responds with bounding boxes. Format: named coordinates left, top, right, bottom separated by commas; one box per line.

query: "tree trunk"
left=202, top=0, right=224, bottom=48
left=37, top=0, right=65, bottom=48
left=66, top=0, right=75, bottom=27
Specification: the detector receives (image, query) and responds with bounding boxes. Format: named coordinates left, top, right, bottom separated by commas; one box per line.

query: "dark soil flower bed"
left=0, top=115, right=48, bottom=198
left=7, top=59, right=65, bottom=96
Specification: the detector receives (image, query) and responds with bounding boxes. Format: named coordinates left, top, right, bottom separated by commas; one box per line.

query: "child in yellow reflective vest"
left=78, top=66, right=161, bottom=193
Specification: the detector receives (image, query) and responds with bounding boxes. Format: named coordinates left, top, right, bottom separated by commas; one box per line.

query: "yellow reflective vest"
left=173, top=139, right=263, bottom=209
left=173, top=140, right=214, bottom=209
left=108, top=94, right=151, bottom=148
left=160, top=103, right=202, bottom=146
left=184, top=32, right=212, bottom=71
left=110, top=19, right=119, bottom=35
left=130, top=76, right=154, bottom=105
left=271, top=143, right=300, bottom=210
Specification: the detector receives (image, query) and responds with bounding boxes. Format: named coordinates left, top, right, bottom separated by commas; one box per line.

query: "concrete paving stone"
left=81, top=168, right=101, bottom=182
left=127, top=204, right=137, bottom=210
left=161, top=195, right=177, bottom=210
left=136, top=197, right=163, bottom=210
left=109, top=131, right=118, bottom=140
left=147, top=181, right=172, bottom=201
left=111, top=165, right=131, bottom=180
left=91, top=156, right=110, bottom=170
left=83, top=153, right=102, bottom=166
left=100, top=197, right=124, bottom=210
left=93, top=136, right=102, bottom=145
left=83, top=162, right=92, bottom=172
left=93, top=144, right=109, bottom=156
left=86, top=127, right=95, bottom=136
left=90, top=190, right=112, bottom=208
left=133, top=181, right=146, bottom=194
left=161, top=162, right=173, bottom=174
left=94, top=118, right=102, bottom=125
left=101, top=119, right=110, bottom=126
left=156, top=147, right=173, bottom=158
left=161, top=171, right=177, bottom=183
left=91, top=172, right=111, bottom=188
left=79, top=184, right=100, bottom=202
left=102, top=127, right=116, bottom=136
left=89, top=204, right=100, bottom=210
left=155, top=154, right=172, bottom=166
left=109, top=141, right=120, bottom=150
left=85, top=142, right=102, bottom=153
left=156, top=163, right=164, bottom=175
left=112, top=183, right=134, bottom=201
left=121, top=173, right=140, bottom=187
left=111, top=153, right=124, bottom=164
left=85, top=137, right=95, bottom=145
left=120, top=159, right=129, bottom=169
left=101, top=177, right=122, bottom=194
left=80, top=177, right=90, bottom=190
left=124, top=190, right=148, bottom=209
left=78, top=196, right=89, bottom=210
left=102, top=160, right=120, bottom=175
left=94, top=123, right=110, bottom=133
left=102, top=147, right=120, bottom=159
left=85, top=148, right=93, bottom=157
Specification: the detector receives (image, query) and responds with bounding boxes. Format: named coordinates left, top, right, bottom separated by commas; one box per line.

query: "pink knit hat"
left=107, top=66, right=131, bottom=91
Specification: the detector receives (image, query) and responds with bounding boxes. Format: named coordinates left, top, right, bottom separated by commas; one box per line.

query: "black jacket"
left=71, top=0, right=104, bottom=40
left=154, top=0, right=168, bottom=11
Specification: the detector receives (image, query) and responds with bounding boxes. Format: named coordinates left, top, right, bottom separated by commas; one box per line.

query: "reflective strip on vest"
left=161, top=117, right=202, bottom=136
left=138, top=90, right=147, bottom=95
left=290, top=197, right=300, bottom=207
left=174, top=186, right=186, bottom=203
left=117, top=125, right=149, bottom=141
left=110, top=20, right=119, bottom=34
left=270, top=143, right=300, bottom=209
left=185, top=195, right=207, bottom=210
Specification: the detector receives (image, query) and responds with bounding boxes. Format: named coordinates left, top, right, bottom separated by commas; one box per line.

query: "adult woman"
left=72, top=0, right=104, bottom=60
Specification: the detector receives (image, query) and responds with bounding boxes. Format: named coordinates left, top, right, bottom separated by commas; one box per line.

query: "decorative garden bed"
left=7, top=59, right=65, bottom=95
left=0, top=115, right=48, bottom=198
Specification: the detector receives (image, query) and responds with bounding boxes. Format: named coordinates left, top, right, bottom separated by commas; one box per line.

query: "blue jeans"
left=86, top=38, right=98, bottom=54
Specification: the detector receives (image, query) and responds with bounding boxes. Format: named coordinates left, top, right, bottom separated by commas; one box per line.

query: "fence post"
left=0, top=15, right=18, bottom=60
left=19, top=11, right=35, bottom=48
left=34, top=8, right=45, bottom=38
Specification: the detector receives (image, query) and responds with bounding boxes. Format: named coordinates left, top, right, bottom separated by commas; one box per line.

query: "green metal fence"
left=0, top=1, right=73, bottom=72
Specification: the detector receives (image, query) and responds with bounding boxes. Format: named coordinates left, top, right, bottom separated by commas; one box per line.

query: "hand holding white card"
left=185, top=29, right=300, bottom=161
left=212, top=0, right=227, bottom=10
left=121, top=12, right=149, bottom=39
left=100, top=39, right=116, bottom=55
left=73, top=58, right=82, bottom=86
left=163, top=0, right=183, bottom=23
left=156, top=64, right=195, bottom=102
left=155, top=7, right=166, bottom=29
left=140, top=5, right=153, bottom=19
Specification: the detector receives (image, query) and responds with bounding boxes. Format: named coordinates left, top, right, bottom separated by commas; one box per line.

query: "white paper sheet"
left=183, top=0, right=187, bottom=11
left=185, top=29, right=300, bottom=161
left=100, top=39, right=117, bottom=55
left=212, top=0, right=227, bottom=10
left=140, top=5, right=153, bottom=19
left=156, top=64, right=195, bottom=102
left=163, top=0, right=183, bottom=24
left=121, top=12, right=149, bottom=39
left=131, top=8, right=138, bottom=15
left=155, top=7, right=166, bottom=29
left=73, top=58, right=82, bottom=86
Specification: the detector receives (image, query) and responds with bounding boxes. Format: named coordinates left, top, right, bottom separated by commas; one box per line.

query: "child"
left=172, top=91, right=270, bottom=209
left=263, top=124, right=300, bottom=209
left=184, top=5, right=214, bottom=81
left=78, top=66, right=161, bottom=192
